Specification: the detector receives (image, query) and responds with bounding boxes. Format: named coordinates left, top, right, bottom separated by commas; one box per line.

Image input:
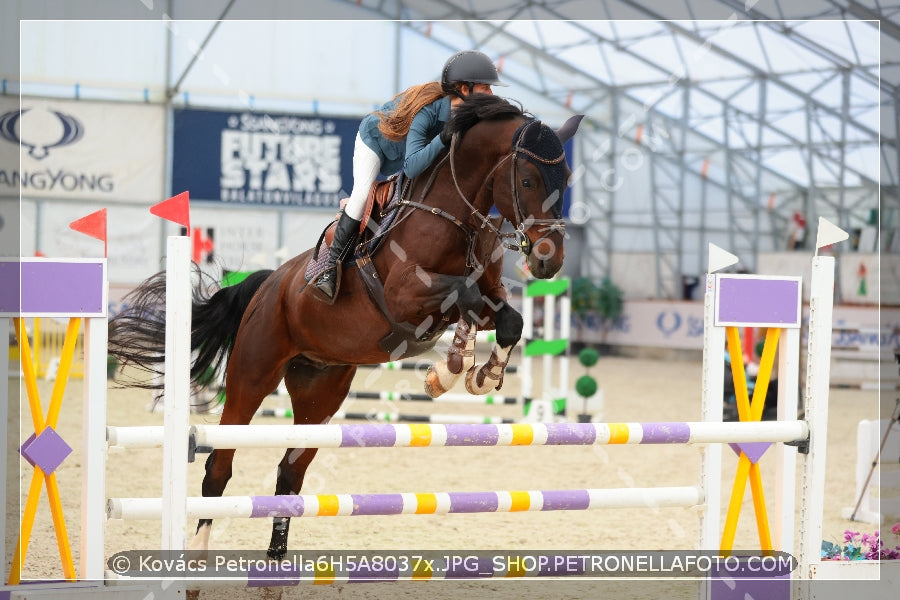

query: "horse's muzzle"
left=526, top=232, right=564, bottom=279
left=527, top=250, right=564, bottom=279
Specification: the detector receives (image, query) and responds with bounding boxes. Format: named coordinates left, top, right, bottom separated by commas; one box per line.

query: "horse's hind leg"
left=266, top=359, right=357, bottom=559
left=466, top=300, right=523, bottom=394
left=188, top=324, right=292, bottom=553
left=425, top=317, right=477, bottom=397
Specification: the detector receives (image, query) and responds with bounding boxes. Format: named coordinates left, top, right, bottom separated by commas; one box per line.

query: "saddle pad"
left=304, top=173, right=406, bottom=282
left=365, top=178, right=405, bottom=255
left=304, top=234, right=333, bottom=282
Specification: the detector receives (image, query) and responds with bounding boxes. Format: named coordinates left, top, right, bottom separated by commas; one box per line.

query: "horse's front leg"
left=425, top=316, right=477, bottom=398
left=383, top=268, right=485, bottom=399
left=465, top=299, right=522, bottom=395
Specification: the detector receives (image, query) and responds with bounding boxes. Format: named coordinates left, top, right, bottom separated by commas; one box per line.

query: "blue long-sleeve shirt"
left=358, top=95, right=451, bottom=178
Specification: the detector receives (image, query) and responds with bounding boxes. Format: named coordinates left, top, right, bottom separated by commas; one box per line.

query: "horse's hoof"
left=424, top=366, right=448, bottom=398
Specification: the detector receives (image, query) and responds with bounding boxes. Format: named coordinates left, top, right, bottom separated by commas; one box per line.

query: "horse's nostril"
left=536, top=240, right=553, bottom=257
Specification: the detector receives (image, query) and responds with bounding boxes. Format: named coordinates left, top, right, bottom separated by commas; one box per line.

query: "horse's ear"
left=522, top=120, right=543, bottom=146
left=555, top=114, right=585, bottom=144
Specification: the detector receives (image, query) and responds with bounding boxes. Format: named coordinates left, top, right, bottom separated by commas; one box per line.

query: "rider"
left=314, top=50, right=507, bottom=301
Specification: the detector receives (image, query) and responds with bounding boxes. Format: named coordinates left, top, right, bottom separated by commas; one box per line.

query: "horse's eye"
left=521, top=179, right=532, bottom=188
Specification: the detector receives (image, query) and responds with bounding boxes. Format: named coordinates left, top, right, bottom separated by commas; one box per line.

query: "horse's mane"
left=445, top=94, right=532, bottom=140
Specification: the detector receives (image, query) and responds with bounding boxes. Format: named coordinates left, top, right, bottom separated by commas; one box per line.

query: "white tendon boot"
left=425, top=319, right=476, bottom=397
left=465, top=345, right=511, bottom=395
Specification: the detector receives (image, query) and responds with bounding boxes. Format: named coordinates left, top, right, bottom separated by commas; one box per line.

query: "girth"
left=355, top=255, right=450, bottom=358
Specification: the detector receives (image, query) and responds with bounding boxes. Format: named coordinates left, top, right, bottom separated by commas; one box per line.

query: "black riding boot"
left=314, top=212, right=360, bottom=302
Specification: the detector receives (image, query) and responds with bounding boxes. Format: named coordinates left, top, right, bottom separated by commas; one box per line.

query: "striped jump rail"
left=107, top=486, right=703, bottom=520
left=345, top=391, right=515, bottom=404
left=254, top=409, right=516, bottom=424
left=333, top=411, right=516, bottom=424
left=363, top=360, right=519, bottom=374
left=191, top=420, right=808, bottom=449
left=106, top=420, right=808, bottom=450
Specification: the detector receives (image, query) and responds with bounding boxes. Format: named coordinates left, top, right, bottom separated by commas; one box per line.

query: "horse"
left=108, top=94, right=584, bottom=559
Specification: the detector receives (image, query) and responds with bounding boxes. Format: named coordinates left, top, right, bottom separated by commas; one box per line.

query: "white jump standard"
left=3, top=219, right=855, bottom=599
left=103, top=220, right=851, bottom=599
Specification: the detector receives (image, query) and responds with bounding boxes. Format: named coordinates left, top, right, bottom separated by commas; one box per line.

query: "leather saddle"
left=306, top=174, right=407, bottom=281
left=304, top=171, right=449, bottom=357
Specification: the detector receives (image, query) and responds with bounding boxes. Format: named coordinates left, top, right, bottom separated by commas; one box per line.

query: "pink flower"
left=891, top=523, right=900, bottom=536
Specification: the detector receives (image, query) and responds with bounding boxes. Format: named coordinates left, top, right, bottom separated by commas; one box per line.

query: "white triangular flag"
left=815, top=217, right=849, bottom=251
left=708, top=243, right=739, bottom=273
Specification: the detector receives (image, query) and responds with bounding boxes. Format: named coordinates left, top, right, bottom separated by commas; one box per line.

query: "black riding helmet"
left=441, top=50, right=508, bottom=98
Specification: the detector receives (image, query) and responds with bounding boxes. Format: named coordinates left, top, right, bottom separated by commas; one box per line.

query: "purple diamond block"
left=728, top=441, right=772, bottom=465
left=20, top=427, right=72, bottom=474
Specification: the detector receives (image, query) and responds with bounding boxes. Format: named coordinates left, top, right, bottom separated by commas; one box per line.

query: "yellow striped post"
left=7, top=317, right=80, bottom=584
left=720, top=326, right=779, bottom=555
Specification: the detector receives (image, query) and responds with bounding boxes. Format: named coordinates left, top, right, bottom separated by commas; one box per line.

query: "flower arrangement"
left=821, top=523, right=900, bottom=560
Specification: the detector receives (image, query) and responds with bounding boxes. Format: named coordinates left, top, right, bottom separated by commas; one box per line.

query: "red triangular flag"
left=150, top=191, right=191, bottom=231
left=69, top=208, right=107, bottom=257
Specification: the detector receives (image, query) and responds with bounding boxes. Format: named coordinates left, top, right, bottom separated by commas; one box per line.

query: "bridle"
left=508, top=120, right=568, bottom=255
left=383, top=121, right=566, bottom=269
left=447, top=120, right=567, bottom=257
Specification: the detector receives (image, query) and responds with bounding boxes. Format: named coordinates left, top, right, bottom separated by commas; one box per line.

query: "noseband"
left=448, top=120, right=567, bottom=257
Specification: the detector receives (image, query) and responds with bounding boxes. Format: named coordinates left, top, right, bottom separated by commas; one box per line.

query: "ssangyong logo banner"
left=172, top=108, right=358, bottom=209
left=0, top=97, right=165, bottom=201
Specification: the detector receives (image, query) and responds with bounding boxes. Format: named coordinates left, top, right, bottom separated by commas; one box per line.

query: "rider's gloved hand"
left=439, top=123, right=453, bottom=147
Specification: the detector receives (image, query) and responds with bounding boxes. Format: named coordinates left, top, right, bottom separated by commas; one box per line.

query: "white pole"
left=559, top=294, right=571, bottom=416
left=521, top=292, right=533, bottom=405
left=698, top=273, right=724, bottom=555
left=797, top=255, right=835, bottom=588
left=106, top=426, right=165, bottom=449
left=774, top=324, right=800, bottom=554
left=161, top=236, right=191, bottom=552
left=0, top=316, right=9, bottom=582
left=543, top=292, right=555, bottom=405
left=80, top=310, right=108, bottom=580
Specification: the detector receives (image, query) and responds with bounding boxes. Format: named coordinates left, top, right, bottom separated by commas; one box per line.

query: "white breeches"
left=344, top=133, right=382, bottom=220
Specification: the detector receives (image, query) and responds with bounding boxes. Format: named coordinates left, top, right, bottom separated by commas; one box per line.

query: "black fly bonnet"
left=510, top=119, right=568, bottom=219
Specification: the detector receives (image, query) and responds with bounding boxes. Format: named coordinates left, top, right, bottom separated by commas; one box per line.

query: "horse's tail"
left=108, top=266, right=274, bottom=389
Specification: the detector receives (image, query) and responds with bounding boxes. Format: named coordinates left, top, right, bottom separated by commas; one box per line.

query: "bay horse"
left=108, top=94, right=584, bottom=559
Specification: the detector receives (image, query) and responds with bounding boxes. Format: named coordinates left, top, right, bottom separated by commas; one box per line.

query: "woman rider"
left=314, top=50, right=507, bottom=302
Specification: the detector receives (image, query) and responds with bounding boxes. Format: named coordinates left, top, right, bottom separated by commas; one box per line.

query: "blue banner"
left=172, top=107, right=576, bottom=215
left=172, top=108, right=359, bottom=209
